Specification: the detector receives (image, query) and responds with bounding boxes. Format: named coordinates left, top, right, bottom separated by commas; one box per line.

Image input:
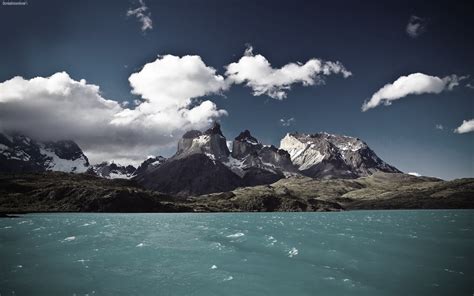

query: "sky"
left=0, top=0, right=472, bottom=179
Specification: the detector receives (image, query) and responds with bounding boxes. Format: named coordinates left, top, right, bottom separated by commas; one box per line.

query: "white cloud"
left=406, top=15, right=427, bottom=38
left=466, top=83, right=474, bottom=89
left=362, top=73, right=466, bottom=112
left=127, top=0, right=153, bottom=32
left=0, top=48, right=353, bottom=164
left=435, top=124, right=444, bottom=130
left=225, top=45, right=351, bottom=100
left=408, top=172, right=421, bottom=177
left=280, top=117, right=295, bottom=127
left=127, top=55, right=229, bottom=111
left=0, top=55, right=229, bottom=163
left=454, top=119, right=474, bottom=134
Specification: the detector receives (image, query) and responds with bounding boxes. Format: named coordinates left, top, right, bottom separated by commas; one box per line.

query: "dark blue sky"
left=0, top=0, right=472, bottom=179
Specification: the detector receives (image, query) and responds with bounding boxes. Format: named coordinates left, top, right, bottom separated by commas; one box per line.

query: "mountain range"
left=131, top=123, right=401, bottom=195
left=0, top=123, right=402, bottom=195
left=1, top=123, right=472, bottom=213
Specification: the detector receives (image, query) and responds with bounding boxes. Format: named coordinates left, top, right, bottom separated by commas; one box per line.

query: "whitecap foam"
left=63, top=236, right=76, bottom=242
left=226, top=232, right=244, bottom=238
left=211, top=265, right=217, bottom=269
left=211, top=242, right=223, bottom=250
left=223, top=276, right=233, bottom=281
left=444, top=268, right=464, bottom=275
left=136, top=243, right=144, bottom=247
left=288, top=247, right=299, bottom=257
left=266, top=235, right=277, bottom=246
left=82, top=222, right=97, bottom=227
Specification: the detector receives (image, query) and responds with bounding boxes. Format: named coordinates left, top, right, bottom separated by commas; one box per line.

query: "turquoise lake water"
left=0, top=210, right=473, bottom=295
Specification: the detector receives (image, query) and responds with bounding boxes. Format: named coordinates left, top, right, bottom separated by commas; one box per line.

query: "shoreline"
left=3, top=208, right=474, bottom=217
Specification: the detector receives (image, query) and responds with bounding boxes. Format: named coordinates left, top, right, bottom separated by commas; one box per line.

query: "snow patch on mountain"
left=40, top=145, right=88, bottom=173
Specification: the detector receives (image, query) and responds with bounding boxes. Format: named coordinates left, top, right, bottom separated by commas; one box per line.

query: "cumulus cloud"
left=454, top=119, right=474, bottom=134
left=280, top=117, right=295, bottom=127
left=362, top=73, right=466, bottom=112
left=435, top=124, right=444, bottom=130
left=127, top=0, right=153, bottom=32
left=225, top=45, right=351, bottom=100
left=0, top=55, right=229, bottom=163
left=406, top=15, right=427, bottom=38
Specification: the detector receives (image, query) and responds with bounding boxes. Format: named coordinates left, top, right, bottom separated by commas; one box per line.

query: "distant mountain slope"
left=0, top=133, right=89, bottom=173
left=133, top=156, right=166, bottom=176
left=134, top=153, right=243, bottom=196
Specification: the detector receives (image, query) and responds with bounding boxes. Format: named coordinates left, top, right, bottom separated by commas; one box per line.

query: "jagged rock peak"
left=204, top=122, right=224, bottom=137
left=235, top=130, right=258, bottom=144
left=182, top=130, right=202, bottom=139
left=175, top=123, right=230, bottom=161
left=231, top=130, right=262, bottom=159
